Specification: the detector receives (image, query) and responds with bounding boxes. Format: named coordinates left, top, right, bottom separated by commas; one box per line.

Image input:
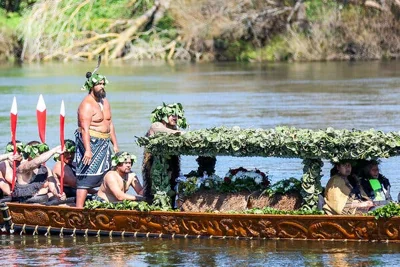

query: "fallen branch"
left=106, top=19, right=132, bottom=31
left=109, top=3, right=160, bottom=59
left=65, top=33, right=119, bottom=52
left=287, top=0, right=303, bottom=29
left=167, top=40, right=176, bottom=60
left=365, top=0, right=385, bottom=10
left=42, top=32, right=119, bottom=61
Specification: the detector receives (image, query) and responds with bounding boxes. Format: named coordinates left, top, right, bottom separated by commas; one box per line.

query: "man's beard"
left=94, top=89, right=106, bottom=99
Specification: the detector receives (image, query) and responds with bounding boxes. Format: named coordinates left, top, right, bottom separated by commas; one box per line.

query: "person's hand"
left=135, top=195, right=145, bottom=201
left=54, top=145, right=65, bottom=155
left=42, top=181, right=49, bottom=188
left=8, top=153, right=22, bottom=162
left=113, top=145, right=119, bottom=153
left=83, top=150, right=92, bottom=165
left=57, top=192, right=66, bottom=201
left=363, top=200, right=374, bottom=208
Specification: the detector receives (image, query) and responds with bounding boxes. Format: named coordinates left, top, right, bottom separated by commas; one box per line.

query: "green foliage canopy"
left=137, top=126, right=400, bottom=161
left=138, top=126, right=400, bottom=211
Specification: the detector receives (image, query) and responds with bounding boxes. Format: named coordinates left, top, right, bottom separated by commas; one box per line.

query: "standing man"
left=142, top=103, right=187, bottom=201
left=75, top=72, right=119, bottom=208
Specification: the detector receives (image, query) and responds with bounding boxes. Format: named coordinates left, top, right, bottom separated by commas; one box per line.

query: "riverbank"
left=1, top=0, right=400, bottom=63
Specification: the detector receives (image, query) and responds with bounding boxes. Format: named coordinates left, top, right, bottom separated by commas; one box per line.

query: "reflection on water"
left=1, top=235, right=400, bottom=266
left=2, top=61, right=400, bottom=264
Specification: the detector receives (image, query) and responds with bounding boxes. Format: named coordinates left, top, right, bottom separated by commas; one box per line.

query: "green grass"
left=0, top=9, right=22, bottom=29
left=305, top=0, right=338, bottom=22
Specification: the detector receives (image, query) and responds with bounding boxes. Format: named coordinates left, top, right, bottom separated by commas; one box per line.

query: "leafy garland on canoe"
left=84, top=196, right=400, bottom=219
left=137, top=126, right=400, bottom=211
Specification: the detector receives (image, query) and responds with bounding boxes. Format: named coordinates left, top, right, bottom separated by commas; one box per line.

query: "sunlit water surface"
left=1, top=235, right=400, bottom=267
left=1, top=61, right=400, bottom=265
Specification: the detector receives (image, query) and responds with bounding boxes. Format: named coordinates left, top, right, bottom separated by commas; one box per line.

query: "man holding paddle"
left=75, top=65, right=119, bottom=208
left=1, top=141, right=65, bottom=203
left=52, top=139, right=78, bottom=198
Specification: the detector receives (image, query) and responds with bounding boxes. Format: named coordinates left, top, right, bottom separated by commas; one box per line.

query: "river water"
left=1, top=60, right=400, bottom=265
left=1, top=235, right=400, bottom=266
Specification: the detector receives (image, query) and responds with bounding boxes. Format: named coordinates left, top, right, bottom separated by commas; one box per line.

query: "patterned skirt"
left=75, top=129, right=112, bottom=189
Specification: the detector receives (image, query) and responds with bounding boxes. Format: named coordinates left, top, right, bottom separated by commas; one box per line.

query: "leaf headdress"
left=54, top=139, right=76, bottom=161
left=5, top=141, right=25, bottom=154
left=150, top=102, right=188, bottom=129
left=80, top=55, right=108, bottom=91
left=81, top=73, right=109, bottom=91
left=111, top=152, right=137, bottom=167
left=23, top=143, right=49, bottom=159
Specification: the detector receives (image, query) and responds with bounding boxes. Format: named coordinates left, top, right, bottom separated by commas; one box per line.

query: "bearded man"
left=75, top=72, right=119, bottom=208
left=95, top=152, right=144, bottom=202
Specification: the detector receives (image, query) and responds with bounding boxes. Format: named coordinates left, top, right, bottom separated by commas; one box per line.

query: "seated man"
left=0, top=141, right=26, bottom=198
left=359, top=160, right=392, bottom=205
left=50, top=140, right=97, bottom=202
left=10, top=141, right=65, bottom=203
left=51, top=139, right=78, bottom=198
left=95, top=152, right=144, bottom=202
left=324, top=160, right=374, bottom=215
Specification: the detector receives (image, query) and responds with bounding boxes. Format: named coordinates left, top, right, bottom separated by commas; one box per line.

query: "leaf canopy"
left=137, top=126, right=400, bottom=161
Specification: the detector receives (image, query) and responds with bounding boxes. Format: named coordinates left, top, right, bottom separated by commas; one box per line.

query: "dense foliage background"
left=1, top=0, right=400, bottom=63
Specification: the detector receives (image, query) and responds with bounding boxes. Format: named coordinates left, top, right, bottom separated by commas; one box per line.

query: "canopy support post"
left=301, top=158, right=324, bottom=210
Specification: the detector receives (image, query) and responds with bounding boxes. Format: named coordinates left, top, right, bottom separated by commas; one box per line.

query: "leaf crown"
left=53, top=139, right=76, bottom=161
left=23, top=143, right=49, bottom=159
left=81, top=72, right=109, bottom=91
left=111, top=151, right=137, bottom=167
left=5, top=141, right=25, bottom=154
left=150, top=102, right=188, bottom=129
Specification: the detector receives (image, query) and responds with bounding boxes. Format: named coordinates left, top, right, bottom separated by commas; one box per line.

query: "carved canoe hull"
left=1, top=203, right=400, bottom=242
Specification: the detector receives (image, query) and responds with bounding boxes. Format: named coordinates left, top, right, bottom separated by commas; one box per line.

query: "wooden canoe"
left=1, top=202, right=399, bottom=242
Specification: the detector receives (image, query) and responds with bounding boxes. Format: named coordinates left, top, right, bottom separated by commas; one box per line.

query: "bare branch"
left=109, top=3, right=160, bottom=60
